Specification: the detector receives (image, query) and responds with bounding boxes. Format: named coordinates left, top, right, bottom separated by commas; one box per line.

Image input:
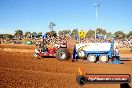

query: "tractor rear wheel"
left=99, top=54, right=109, bottom=63
left=56, top=48, right=69, bottom=60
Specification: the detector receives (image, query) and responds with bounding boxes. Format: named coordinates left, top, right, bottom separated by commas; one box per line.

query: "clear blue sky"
left=0, top=0, right=132, bottom=34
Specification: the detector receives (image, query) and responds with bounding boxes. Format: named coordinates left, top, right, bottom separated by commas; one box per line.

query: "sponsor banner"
left=77, top=74, right=131, bottom=84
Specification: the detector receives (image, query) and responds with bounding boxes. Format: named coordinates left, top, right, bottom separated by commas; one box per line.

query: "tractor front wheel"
left=33, top=53, right=39, bottom=59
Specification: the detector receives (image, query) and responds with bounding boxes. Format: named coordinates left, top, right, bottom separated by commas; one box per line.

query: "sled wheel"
left=77, top=50, right=86, bottom=59
left=87, top=54, right=96, bottom=63
left=99, top=54, right=109, bottom=63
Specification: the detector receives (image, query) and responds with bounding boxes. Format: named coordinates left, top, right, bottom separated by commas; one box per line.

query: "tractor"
left=33, top=34, right=69, bottom=60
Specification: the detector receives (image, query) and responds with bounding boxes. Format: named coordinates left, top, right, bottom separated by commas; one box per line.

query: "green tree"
left=46, top=31, right=57, bottom=37
left=15, top=30, right=23, bottom=39
left=3, top=34, right=13, bottom=39
left=12, top=35, right=15, bottom=38
left=50, top=31, right=57, bottom=37
left=0, top=34, right=4, bottom=39
left=106, top=32, right=113, bottom=38
left=38, top=32, right=42, bottom=38
left=32, top=32, right=38, bottom=38
left=86, top=29, right=95, bottom=38
left=114, top=31, right=126, bottom=39
left=58, top=31, right=63, bottom=36
left=71, top=29, right=78, bottom=38
left=62, top=30, right=67, bottom=35
left=25, top=31, right=31, bottom=38
left=59, top=30, right=71, bottom=36
left=66, top=30, right=71, bottom=35
left=126, top=31, right=132, bottom=39
left=96, top=28, right=106, bottom=35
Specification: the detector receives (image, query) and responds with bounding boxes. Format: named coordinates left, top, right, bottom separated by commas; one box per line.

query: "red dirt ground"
left=0, top=44, right=132, bottom=88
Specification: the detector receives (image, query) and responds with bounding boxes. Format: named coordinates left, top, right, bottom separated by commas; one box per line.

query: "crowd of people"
left=0, top=33, right=132, bottom=50
left=117, top=39, right=132, bottom=48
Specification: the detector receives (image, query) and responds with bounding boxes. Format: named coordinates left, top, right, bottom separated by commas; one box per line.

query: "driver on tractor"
left=41, top=33, right=48, bottom=52
left=34, top=33, right=48, bottom=53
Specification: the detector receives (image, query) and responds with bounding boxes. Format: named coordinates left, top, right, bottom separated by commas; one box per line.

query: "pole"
left=95, top=0, right=99, bottom=42
left=96, top=6, right=98, bottom=21
left=95, top=5, right=98, bottom=42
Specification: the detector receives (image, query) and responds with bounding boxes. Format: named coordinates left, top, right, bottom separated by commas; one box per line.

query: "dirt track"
left=0, top=44, right=132, bottom=88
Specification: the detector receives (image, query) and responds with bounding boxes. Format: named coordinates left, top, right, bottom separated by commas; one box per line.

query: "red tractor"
left=33, top=35, right=69, bottom=60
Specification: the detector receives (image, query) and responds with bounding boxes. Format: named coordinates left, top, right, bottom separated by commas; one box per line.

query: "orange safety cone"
left=78, top=67, right=85, bottom=75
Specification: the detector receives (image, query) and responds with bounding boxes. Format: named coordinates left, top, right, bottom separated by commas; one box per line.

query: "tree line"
left=0, top=30, right=43, bottom=40
left=0, top=28, right=132, bottom=40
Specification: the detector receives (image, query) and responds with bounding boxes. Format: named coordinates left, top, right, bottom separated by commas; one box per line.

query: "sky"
left=0, top=0, right=132, bottom=34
